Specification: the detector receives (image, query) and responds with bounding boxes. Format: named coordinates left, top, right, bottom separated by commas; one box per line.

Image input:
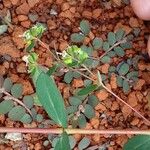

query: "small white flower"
left=22, top=55, right=29, bottom=66
left=62, top=51, right=68, bottom=58
left=50, top=9, right=58, bottom=16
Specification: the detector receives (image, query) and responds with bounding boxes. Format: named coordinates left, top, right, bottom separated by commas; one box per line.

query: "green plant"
left=0, top=75, right=34, bottom=123
left=1, top=21, right=149, bottom=149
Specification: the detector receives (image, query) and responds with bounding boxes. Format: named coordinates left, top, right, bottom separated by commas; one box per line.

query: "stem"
left=102, top=84, right=150, bottom=125
left=0, top=127, right=150, bottom=135
left=1, top=89, right=32, bottom=117
left=99, top=38, right=127, bottom=59
left=82, top=64, right=94, bottom=76
left=35, top=38, right=59, bottom=61
left=36, top=38, right=150, bottom=125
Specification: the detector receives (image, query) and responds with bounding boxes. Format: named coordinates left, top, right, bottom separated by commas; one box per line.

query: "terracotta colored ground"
left=0, top=0, right=150, bottom=149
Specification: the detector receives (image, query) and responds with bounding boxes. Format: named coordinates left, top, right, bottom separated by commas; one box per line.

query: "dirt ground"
left=0, top=0, right=150, bottom=149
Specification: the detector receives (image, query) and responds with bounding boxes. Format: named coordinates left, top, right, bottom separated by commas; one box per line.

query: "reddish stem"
left=0, top=127, right=150, bottom=135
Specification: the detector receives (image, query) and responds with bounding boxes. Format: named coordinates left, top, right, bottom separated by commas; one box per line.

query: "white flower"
left=22, top=55, right=29, bottom=66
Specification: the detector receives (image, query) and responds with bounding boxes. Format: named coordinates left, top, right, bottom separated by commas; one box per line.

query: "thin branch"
left=99, top=38, right=127, bottom=59
left=35, top=38, right=59, bottom=61
left=1, top=88, right=32, bottom=117
left=35, top=38, right=150, bottom=125
left=82, top=64, right=94, bottom=76
left=101, top=84, right=150, bottom=125
left=0, top=127, right=150, bottom=135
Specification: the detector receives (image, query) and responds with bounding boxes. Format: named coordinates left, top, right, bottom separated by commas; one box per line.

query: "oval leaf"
left=8, top=106, right=26, bottom=121
left=36, top=72, right=67, bottom=128
left=78, top=137, right=90, bottom=150
left=20, top=113, right=32, bottom=124
left=64, top=71, right=73, bottom=84
left=101, top=56, right=111, bottom=63
left=71, top=33, right=85, bottom=43
left=123, top=135, right=150, bottom=150
left=0, top=100, right=14, bottom=115
left=114, top=46, right=125, bottom=57
left=78, top=114, right=87, bottom=128
left=118, top=63, right=129, bottom=75
left=54, top=132, right=71, bottom=150
left=83, top=104, right=95, bottom=119
left=80, top=20, right=90, bottom=35
left=123, top=79, right=130, bottom=94
left=88, top=95, right=99, bottom=108
left=11, top=84, right=23, bottom=98
left=92, top=38, right=103, bottom=49
left=102, top=42, right=110, bottom=51
left=108, top=32, right=116, bottom=46
left=115, top=29, right=125, bottom=41
left=69, top=97, right=82, bottom=106
left=3, top=78, right=13, bottom=92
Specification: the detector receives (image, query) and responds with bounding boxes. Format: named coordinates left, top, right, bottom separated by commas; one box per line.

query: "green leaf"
left=8, top=106, right=26, bottom=121
left=102, top=42, right=110, bottom=51
left=31, top=108, right=37, bottom=120
left=20, top=113, right=32, bottom=124
left=123, top=79, right=130, bottom=94
left=66, top=106, right=78, bottom=115
left=81, top=45, right=93, bottom=56
left=101, top=56, right=111, bottom=63
left=92, top=38, right=103, bottom=49
left=52, top=137, right=59, bottom=148
left=0, top=75, right=4, bottom=88
left=108, top=32, right=116, bottom=46
left=11, top=84, right=23, bottom=98
left=107, top=51, right=116, bottom=57
left=23, top=95, right=34, bottom=109
left=36, top=72, right=67, bottom=128
left=77, top=85, right=98, bottom=96
left=115, top=29, right=125, bottom=41
left=127, top=34, right=134, bottom=41
left=78, top=114, right=87, bottom=128
left=73, top=72, right=81, bottom=78
left=78, top=137, right=90, bottom=150
left=31, top=66, right=43, bottom=85
left=127, top=71, right=138, bottom=79
left=3, top=78, right=13, bottom=92
left=114, top=46, right=125, bottom=57
left=54, top=132, right=71, bottom=150
left=109, top=66, right=116, bottom=73
left=88, top=95, right=99, bottom=108
left=69, top=97, right=82, bottom=106
left=47, top=65, right=58, bottom=76
left=71, top=33, right=85, bottom=43
left=64, top=71, right=73, bottom=84
left=120, top=42, right=132, bottom=49
left=84, top=79, right=92, bottom=87
left=0, top=100, right=14, bottom=115
left=118, top=63, right=129, bottom=75
left=69, top=136, right=76, bottom=149
left=83, top=104, right=95, bottom=119
left=36, top=114, right=43, bottom=123
left=80, top=20, right=90, bottom=35
left=26, top=41, right=36, bottom=52
left=123, top=135, right=150, bottom=150
left=116, top=76, right=123, bottom=87
left=0, top=25, right=8, bottom=35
